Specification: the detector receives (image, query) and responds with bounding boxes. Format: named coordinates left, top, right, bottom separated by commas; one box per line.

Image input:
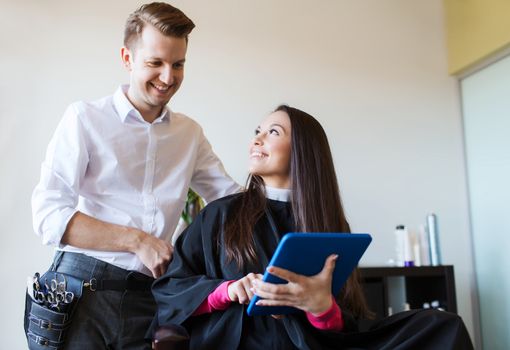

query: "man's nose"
left=159, top=67, right=174, bottom=85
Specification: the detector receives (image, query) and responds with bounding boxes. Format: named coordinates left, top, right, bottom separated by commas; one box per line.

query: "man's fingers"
left=152, top=261, right=166, bottom=278
left=136, top=233, right=174, bottom=278
left=158, top=263, right=167, bottom=278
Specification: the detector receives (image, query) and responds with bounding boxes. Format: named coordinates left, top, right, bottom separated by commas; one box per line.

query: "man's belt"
left=85, top=272, right=154, bottom=292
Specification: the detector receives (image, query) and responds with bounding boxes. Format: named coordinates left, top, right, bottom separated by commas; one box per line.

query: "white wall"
left=0, top=0, right=477, bottom=347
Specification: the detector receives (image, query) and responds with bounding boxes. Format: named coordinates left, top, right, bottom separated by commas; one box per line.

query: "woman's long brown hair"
left=223, top=105, right=371, bottom=318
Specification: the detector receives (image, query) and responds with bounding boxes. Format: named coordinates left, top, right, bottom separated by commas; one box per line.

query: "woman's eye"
left=254, top=129, right=260, bottom=135
left=269, top=129, right=280, bottom=136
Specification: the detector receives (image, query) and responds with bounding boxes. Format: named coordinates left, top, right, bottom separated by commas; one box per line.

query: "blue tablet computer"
left=247, top=232, right=372, bottom=316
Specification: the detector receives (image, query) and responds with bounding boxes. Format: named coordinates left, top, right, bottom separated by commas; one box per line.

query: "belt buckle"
left=84, top=278, right=97, bottom=292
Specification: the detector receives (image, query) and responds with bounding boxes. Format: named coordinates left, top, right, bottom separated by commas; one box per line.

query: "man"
left=31, top=2, right=240, bottom=349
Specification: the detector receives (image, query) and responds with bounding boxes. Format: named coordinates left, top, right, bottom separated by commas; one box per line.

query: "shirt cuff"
left=208, top=280, right=235, bottom=310
left=41, top=207, right=79, bottom=247
left=306, top=296, right=344, bottom=332
left=192, top=280, right=235, bottom=316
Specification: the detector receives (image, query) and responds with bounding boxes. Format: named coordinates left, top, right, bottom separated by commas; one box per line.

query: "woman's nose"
left=252, top=135, right=263, bottom=145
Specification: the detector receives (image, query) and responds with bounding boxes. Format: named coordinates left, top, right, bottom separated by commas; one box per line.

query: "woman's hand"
left=251, top=254, right=338, bottom=315
left=227, top=273, right=263, bottom=304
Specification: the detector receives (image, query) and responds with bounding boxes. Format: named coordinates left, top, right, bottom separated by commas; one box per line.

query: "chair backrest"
left=152, top=324, right=190, bottom=350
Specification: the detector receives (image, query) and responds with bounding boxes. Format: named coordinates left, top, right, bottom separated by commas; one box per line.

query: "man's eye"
left=147, top=62, right=161, bottom=67
left=173, top=63, right=184, bottom=69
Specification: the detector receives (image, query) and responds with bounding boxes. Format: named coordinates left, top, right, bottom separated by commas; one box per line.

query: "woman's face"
left=249, top=110, right=292, bottom=188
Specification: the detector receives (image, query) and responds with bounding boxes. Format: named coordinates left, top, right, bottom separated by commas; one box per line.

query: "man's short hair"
left=124, top=2, right=195, bottom=49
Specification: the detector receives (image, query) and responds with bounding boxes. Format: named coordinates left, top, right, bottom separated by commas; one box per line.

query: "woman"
left=151, top=106, right=473, bottom=349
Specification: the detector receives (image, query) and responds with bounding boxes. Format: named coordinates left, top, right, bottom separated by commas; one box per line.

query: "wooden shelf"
left=358, top=265, right=457, bottom=321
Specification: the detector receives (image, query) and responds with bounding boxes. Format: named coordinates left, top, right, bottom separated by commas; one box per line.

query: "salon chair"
left=152, top=324, right=190, bottom=350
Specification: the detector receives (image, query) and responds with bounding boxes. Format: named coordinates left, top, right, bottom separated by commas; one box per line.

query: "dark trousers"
left=53, top=252, right=156, bottom=350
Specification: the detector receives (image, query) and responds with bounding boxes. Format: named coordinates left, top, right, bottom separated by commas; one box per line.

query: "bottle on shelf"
left=394, top=225, right=406, bottom=267
left=403, top=227, right=415, bottom=267
left=394, top=225, right=414, bottom=267
left=426, top=213, right=442, bottom=266
left=418, top=225, right=430, bottom=266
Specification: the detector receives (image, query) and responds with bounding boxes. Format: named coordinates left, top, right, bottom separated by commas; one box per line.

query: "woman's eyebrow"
left=269, top=123, right=286, bottom=132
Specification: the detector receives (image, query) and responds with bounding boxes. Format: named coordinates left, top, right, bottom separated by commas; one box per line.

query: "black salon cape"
left=151, top=193, right=474, bottom=350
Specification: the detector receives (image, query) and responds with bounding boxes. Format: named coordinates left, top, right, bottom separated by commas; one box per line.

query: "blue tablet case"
left=246, top=232, right=372, bottom=316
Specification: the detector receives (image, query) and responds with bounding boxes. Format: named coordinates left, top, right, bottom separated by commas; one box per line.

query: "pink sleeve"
left=305, top=296, right=344, bottom=332
left=192, top=280, right=235, bottom=316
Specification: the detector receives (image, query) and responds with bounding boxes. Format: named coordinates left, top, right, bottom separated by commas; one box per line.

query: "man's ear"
left=121, top=47, right=133, bottom=71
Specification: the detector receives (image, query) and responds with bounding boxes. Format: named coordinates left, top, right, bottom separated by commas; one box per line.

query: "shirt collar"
left=265, top=186, right=291, bottom=202
left=113, top=85, right=170, bottom=124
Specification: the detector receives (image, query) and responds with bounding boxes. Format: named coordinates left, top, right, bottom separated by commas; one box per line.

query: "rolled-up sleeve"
left=32, top=103, right=89, bottom=246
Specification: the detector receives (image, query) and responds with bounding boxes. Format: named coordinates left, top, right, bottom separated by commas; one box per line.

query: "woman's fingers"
left=235, top=282, right=250, bottom=304
left=253, top=279, right=291, bottom=294
left=228, top=280, right=246, bottom=303
left=252, top=286, right=283, bottom=301
left=230, top=273, right=263, bottom=304
left=251, top=279, right=295, bottom=300
left=319, top=254, right=338, bottom=278
left=266, top=266, right=300, bottom=283
left=256, top=298, right=296, bottom=307
left=245, top=273, right=262, bottom=301
left=246, top=273, right=263, bottom=283
left=266, top=254, right=336, bottom=285
left=246, top=256, right=338, bottom=313
left=271, top=314, right=285, bottom=319
left=243, top=277, right=256, bottom=301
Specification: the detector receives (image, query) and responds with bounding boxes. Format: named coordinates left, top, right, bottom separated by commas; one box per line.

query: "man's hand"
left=132, top=230, right=173, bottom=278
left=227, top=273, right=263, bottom=304
left=61, top=212, right=173, bottom=278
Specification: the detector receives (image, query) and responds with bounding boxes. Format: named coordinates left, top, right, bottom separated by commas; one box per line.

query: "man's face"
left=121, top=25, right=187, bottom=122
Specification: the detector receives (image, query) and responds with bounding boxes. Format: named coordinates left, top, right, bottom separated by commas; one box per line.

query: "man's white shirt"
left=32, top=85, right=240, bottom=275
